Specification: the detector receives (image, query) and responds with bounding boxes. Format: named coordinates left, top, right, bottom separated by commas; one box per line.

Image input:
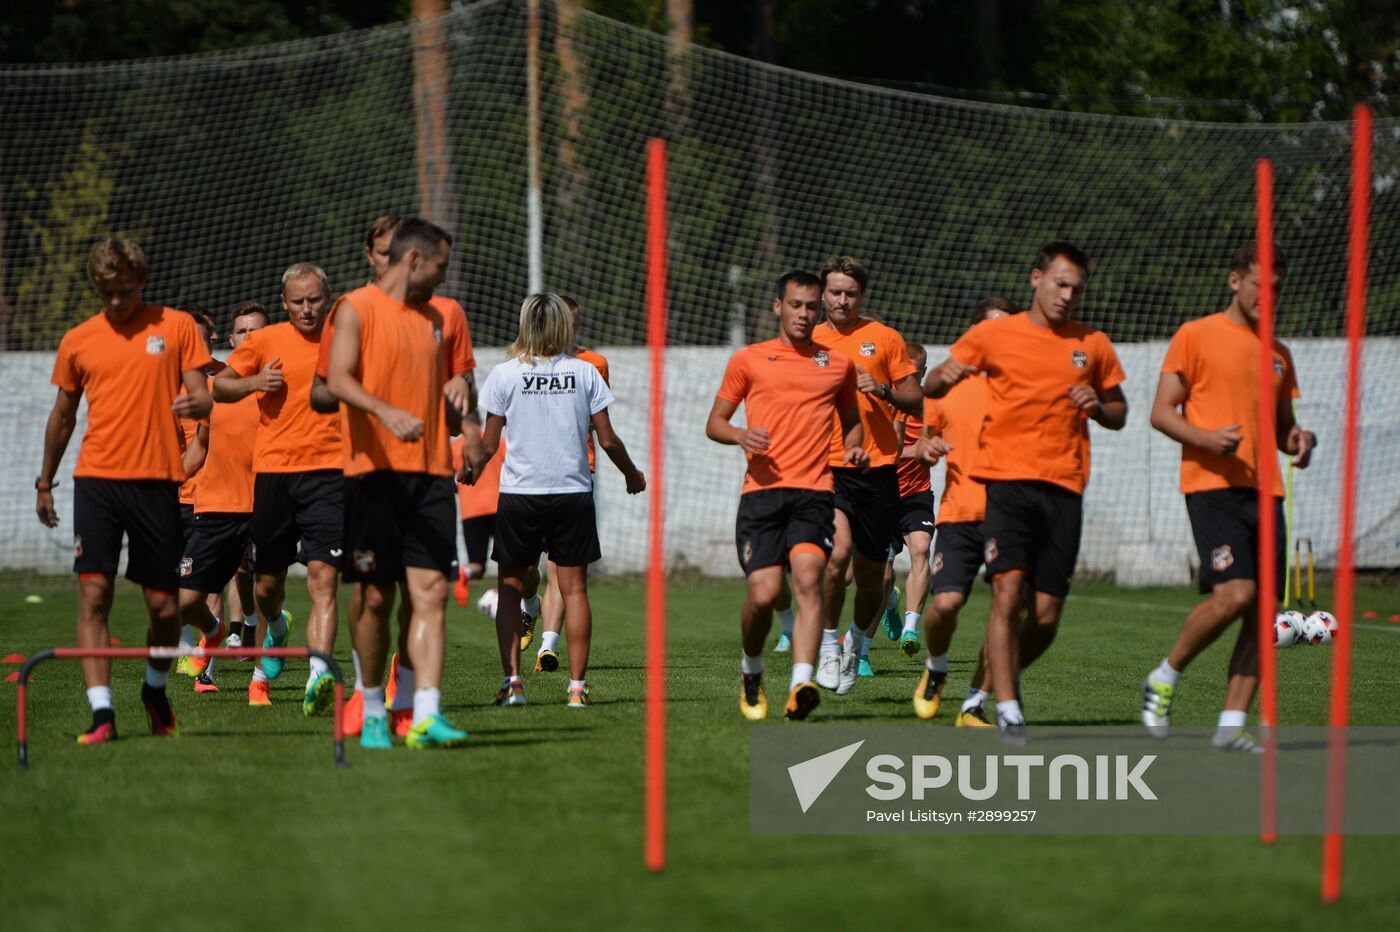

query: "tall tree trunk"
left=411, top=0, right=459, bottom=289
left=556, top=0, right=587, bottom=213
left=752, top=0, right=781, bottom=321
left=666, top=0, right=693, bottom=132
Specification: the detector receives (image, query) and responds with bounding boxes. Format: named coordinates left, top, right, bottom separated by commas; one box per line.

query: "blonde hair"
left=508, top=293, right=576, bottom=365
left=87, top=238, right=148, bottom=288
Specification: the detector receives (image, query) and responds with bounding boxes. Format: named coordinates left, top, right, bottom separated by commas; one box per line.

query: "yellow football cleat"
left=784, top=681, right=821, bottom=721
left=740, top=673, right=768, bottom=720
left=912, top=668, right=946, bottom=720
left=519, top=612, right=537, bottom=651
left=534, top=649, right=559, bottom=673
left=954, top=705, right=995, bottom=728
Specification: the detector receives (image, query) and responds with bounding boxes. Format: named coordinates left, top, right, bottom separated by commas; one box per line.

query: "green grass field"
left=2, top=576, right=1398, bottom=930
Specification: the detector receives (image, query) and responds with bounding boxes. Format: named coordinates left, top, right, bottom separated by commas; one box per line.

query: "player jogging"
left=36, top=239, right=213, bottom=742
left=811, top=256, right=921, bottom=697
left=925, top=243, right=1127, bottom=741
left=1140, top=242, right=1316, bottom=751
left=324, top=217, right=474, bottom=749
left=216, top=263, right=343, bottom=715
left=707, top=270, right=866, bottom=721
left=911, top=297, right=1014, bottom=724
left=886, top=340, right=936, bottom=657
left=480, top=293, right=645, bottom=709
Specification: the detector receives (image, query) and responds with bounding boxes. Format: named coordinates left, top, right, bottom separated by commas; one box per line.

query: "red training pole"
left=1321, top=103, right=1370, bottom=904
left=644, top=137, right=669, bottom=873
left=1254, top=159, right=1279, bottom=845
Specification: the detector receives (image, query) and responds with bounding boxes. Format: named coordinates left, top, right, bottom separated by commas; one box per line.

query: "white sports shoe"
left=816, top=653, right=841, bottom=690
left=223, top=631, right=243, bottom=650
left=1141, top=675, right=1173, bottom=739
left=836, top=648, right=858, bottom=695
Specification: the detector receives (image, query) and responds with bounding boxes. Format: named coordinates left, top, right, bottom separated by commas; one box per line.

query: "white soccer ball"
left=1273, top=613, right=1298, bottom=648
left=1311, top=610, right=1339, bottom=637
left=476, top=587, right=499, bottom=619
left=1277, top=610, right=1306, bottom=646
left=1302, top=611, right=1334, bottom=646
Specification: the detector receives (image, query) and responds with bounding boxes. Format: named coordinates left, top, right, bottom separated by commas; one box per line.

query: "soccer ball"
left=476, top=587, right=499, bottom=619
left=1311, top=610, right=1339, bottom=637
left=1301, top=611, right=1334, bottom=646
left=1272, top=613, right=1299, bottom=648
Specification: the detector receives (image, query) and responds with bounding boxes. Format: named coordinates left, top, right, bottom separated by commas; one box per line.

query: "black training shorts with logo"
left=73, top=478, right=183, bottom=591
left=179, top=511, right=253, bottom=594
left=735, top=488, right=836, bottom=574
left=251, top=470, right=344, bottom=572
left=889, top=490, right=936, bottom=556
left=1186, top=486, right=1285, bottom=597
left=929, top=520, right=985, bottom=598
left=980, top=480, right=1083, bottom=598
left=342, top=471, right=458, bottom=584
left=494, top=492, right=601, bottom=568
left=832, top=465, right=900, bottom=563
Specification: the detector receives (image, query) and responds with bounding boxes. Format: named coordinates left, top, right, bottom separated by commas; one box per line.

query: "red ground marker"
left=1360, top=610, right=1378, bottom=619
left=3, top=654, right=24, bottom=664
left=5, top=672, right=18, bottom=683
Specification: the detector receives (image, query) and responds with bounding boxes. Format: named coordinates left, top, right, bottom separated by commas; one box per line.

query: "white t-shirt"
left=481, top=354, right=615, bottom=495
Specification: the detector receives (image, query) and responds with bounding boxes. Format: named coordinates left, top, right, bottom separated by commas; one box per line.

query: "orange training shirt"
left=453, top=431, right=503, bottom=519
left=924, top=375, right=989, bottom=524
left=950, top=313, right=1125, bottom=496
left=895, top=413, right=931, bottom=498
left=52, top=304, right=211, bottom=482
left=1161, top=311, right=1300, bottom=497
left=332, top=284, right=452, bottom=478
left=575, top=347, right=610, bottom=472
left=812, top=317, right=916, bottom=468
left=193, top=387, right=259, bottom=514
left=716, top=338, right=859, bottom=495
left=225, top=322, right=342, bottom=473
left=432, top=295, right=476, bottom=378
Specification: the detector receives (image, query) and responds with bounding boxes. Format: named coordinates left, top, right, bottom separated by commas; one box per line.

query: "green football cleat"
left=360, top=714, right=391, bottom=750
left=881, top=586, right=902, bottom=640
left=261, top=610, right=294, bottom=680
left=773, top=633, right=792, bottom=654
left=857, top=657, right=874, bottom=678
left=303, top=672, right=335, bottom=717
left=406, top=714, right=470, bottom=749
left=899, top=629, right=920, bottom=657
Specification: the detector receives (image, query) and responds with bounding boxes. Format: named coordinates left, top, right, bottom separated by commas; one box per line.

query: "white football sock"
left=145, top=663, right=170, bottom=689
left=268, top=612, right=289, bottom=639
left=252, top=666, right=269, bottom=684
left=790, top=663, right=814, bottom=691
left=995, top=699, right=1024, bottom=726
left=741, top=653, right=763, bottom=675
left=412, top=687, right=440, bottom=726
left=351, top=649, right=364, bottom=694
left=925, top=653, right=949, bottom=674
left=540, top=630, right=560, bottom=653
left=1217, top=709, right=1247, bottom=729
left=523, top=595, right=542, bottom=619
left=179, top=625, right=198, bottom=647
left=902, top=610, right=920, bottom=634
left=820, top=628, right=840, bottom=657
left=87, top=685, right=113, bottom=712
left=362, top=686, right=386, bottom=718
left=1151, top=658, right=1181, bottom=688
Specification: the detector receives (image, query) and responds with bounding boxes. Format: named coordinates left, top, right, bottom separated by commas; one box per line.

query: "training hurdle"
left=15, top=645, right=348, bottom=770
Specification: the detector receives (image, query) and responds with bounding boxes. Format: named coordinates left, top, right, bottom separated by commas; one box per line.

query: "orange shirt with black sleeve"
left=1160, top=311, right=1300, bottom=497
left=333, top=284, right=453, bottom=478
left=225, top=322, right=342, bottom=473
left=716, top=339, right=859, bottom=495
left=924, top=376, right=989, bottom=524
left=575, top=347, right=610, bottom=472
left=812, top=318, right=916, bottom=468
left=895, top=413, right=931, bottom=498
left=453, top=431, right=503, bottom=519
left=193, top=388, right=259, bottom=514
left=52, top=304, right=212, bottom=482
left=950, top=313, right=1125, bottom=496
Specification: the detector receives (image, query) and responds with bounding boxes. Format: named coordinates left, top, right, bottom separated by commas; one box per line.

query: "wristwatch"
left=877, top=382, right=892, bottom=400
left=35, top=477, right=56, bottom=492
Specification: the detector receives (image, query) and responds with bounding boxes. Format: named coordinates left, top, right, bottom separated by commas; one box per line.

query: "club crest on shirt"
left=984, top=538, right=999, bottom=564
left=813, top=351, right=830, bottom=368
left=1071, top=350, right=1088, bottom=369
left=146, top=335, right=166, bottom=355
left=73, top=535, right=83, bottom=558
left=860, top=342, right=876, bottom=357
left=742, top=540, right=753, bottom=566
left=353, top=549, right=377, bottom=573
left=179, top=557, right=193, bottom=577
left=1211, top=545, right=1233, bottom=572
left=931, top=551, right=944, bottom=575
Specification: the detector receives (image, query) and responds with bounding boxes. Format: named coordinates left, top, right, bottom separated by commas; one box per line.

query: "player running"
left=885, top=340, right=936, bottom=658
left=925, top=243, right=1127, bottom=741
left=811, top=256, right=921, bottom=697
left=325, top=218, right=477, bottom=749
left=481, top=293, right=645, bottom=708
left=37, top=239, right=213, bottom=742
left=911, top=298, right=1014, bottom=724
left=179, top=301, right=270, bottom=693
left=216, top=263, right=343, bottom=714
left=1140, top=242, right=1316, bottom=751
left=707, top=270, right=866, bottom=721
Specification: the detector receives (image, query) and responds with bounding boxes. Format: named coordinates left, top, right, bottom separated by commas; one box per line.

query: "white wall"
left=4, top=338, right=1397, bottom=581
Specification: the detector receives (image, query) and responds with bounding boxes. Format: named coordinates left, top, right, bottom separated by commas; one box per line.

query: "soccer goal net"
left=1, top=0, right=1396, bottom=585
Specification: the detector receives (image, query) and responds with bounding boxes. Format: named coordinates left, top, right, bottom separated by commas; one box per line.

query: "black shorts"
left=981, top=480, right=1083, bottom=598
left=1186, top=487, right=1286, bottom=597
left=343, top=471, right=458, bottom=584
left=494, top=492, right=601, bottom=568
left=462, top=515, right=495, bottom=568
left=896, top=491, right=936, bottom=539
left=930, top=521, right=985, bottom=598
left=73, top=478, right=183, bottom=591
left=735, top=488, right=836, bottom=573
left=180, top=512, right=253, bottom=594
left=180, top=502, right=196, bottom=543
left=251, top=470, right=344, bottom=573
left=832, top=465, right=900, bottom=563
